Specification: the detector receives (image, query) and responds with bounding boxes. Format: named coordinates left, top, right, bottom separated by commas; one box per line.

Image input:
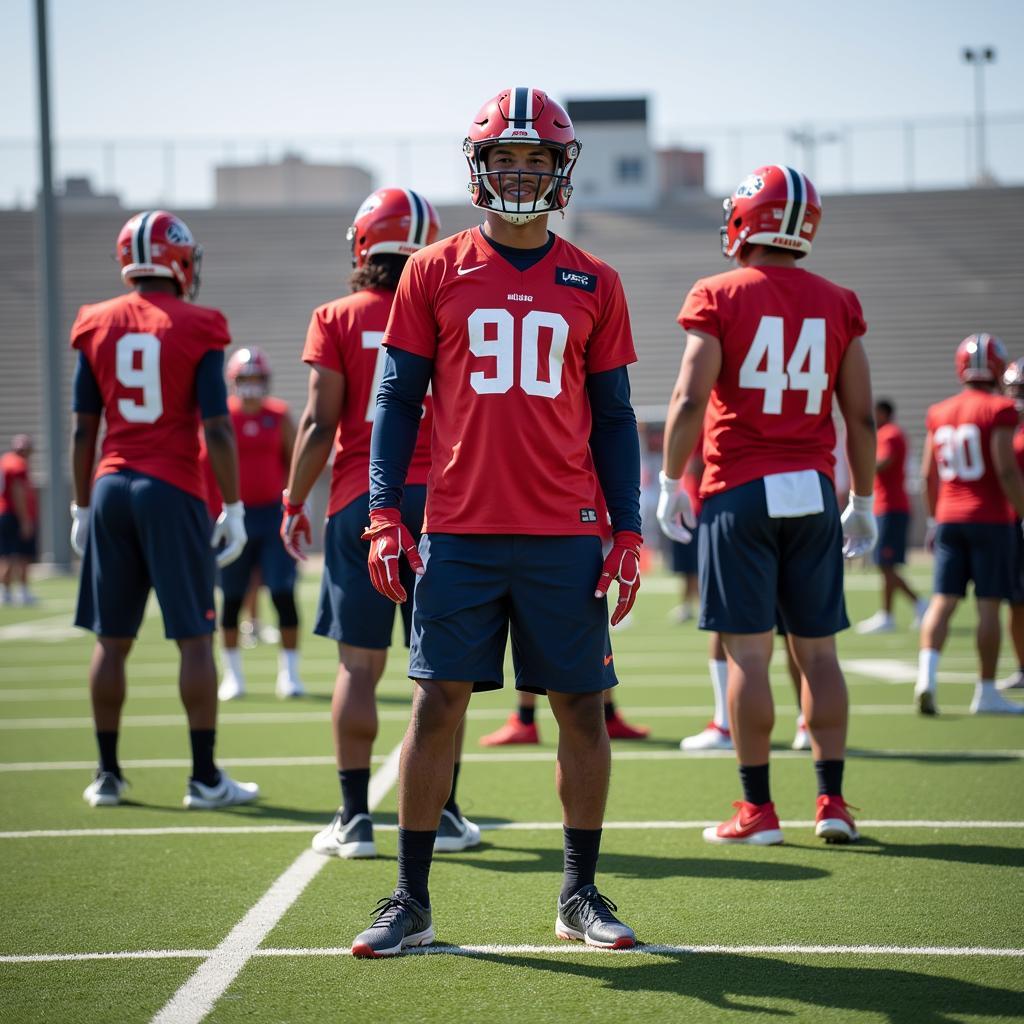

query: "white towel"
left=763, top=470, right=825, bottom=518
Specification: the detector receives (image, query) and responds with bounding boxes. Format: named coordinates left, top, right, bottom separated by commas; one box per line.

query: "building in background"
left=658, top=148, right=706, bottom=203
left=55, top=177, right=121, bottom=212
left=215, top=154, right=373, bottom=208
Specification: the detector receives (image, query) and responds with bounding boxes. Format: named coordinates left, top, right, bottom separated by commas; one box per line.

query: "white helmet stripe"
left=776, top=166, right=795, bottom=241
left=143, top=213, right=157, bottom=266
left=132, top=211, right=152, bottom=265
left=786, top=167, right=807, bottom=238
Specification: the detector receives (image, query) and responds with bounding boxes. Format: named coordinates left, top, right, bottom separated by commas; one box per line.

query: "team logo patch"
left=556, top=267, right=597, bottom=293
left=165, top=220, right=193, bottom=245
left=579, top=508, right=598, bottom=523
left=735, top=174, right=765, bottom=198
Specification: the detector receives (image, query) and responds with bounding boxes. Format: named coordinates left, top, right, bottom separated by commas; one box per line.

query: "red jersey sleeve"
left=845, top=290, right=867, bottom=340
left=303, top=307, right=345, bottom=375
left=993, top=400, right=1019, bottom=430
left=584, top=272, right=637, bottom=374
left=677, top=282, right=721, bottom=338
left=382, top=258, right=438, bottom=360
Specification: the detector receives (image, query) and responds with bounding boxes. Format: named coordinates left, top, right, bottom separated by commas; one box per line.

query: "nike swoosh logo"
left=604, top=655, right=614, bottom=666
left=457, top=265, right=486, bottom=276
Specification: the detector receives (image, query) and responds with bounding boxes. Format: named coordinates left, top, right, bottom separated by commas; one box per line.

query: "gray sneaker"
left=556, top=885, right=636, bottom=949
left=997, top=670, right=1024, bottom=691
left=351, top=891, right=434, bottom=958
left=183, top=772, right=259, bottom=809
left=311, top=811, right=376, bottom=858
left=434, top=809, right=481, bottom=853
left=82, top=772, right=127, bottom=807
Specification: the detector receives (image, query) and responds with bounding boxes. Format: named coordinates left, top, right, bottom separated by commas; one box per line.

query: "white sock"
left=709, top=659, right=729, bottom=730
left=225, top=647, right=243, bottom=678
left=917, top=649, right=939, bottom=693
left=279, top=649, right=300, bottom=678
left=975, top=679, right=995, bottom=700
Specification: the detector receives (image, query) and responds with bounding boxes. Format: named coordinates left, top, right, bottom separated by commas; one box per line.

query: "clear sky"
left=2, top=0, right=1023, bottom=206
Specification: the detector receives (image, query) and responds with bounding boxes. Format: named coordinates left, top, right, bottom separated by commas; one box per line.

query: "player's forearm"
left=845, top=413, right=877, bottom=497
left=997, top=467, right=1024, bottom=519
left=70, top=415, right=100, bottom=506
left=286, top=410, right=334, bottom=505
left=587, top=367, right=642, bottom=535
left=663, top=392, right=704, bottom=480
left=10, top=482, right=30, bottom=527
left=203, top=417, right=241, bottom=506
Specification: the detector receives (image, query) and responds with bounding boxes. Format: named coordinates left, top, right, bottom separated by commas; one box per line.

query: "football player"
left=281, top=188, right=479, bottom=860
left=70, top=210, right=258, bottom=809
left=350, top=88, right=642, bottom=956
left=915, top=335, right=1024, bottom=715
left=999, top=358, right=1024, bottom=691
left=212, top=347, right=303, bottom=701
left=854, top=399, right=927, bottom=634
left=659, top=165, right=876, bottom=846
left=0, top=434, right=39, bottom=605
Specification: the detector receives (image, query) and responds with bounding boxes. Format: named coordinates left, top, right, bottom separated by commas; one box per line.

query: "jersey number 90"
left=467, top=309, right=569, bottom=399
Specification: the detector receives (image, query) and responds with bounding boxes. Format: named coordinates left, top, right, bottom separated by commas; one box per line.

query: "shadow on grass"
left=846, top=747, right=1022, bottom=765
left=459, top=951, right=1021, bottom=1023
left=832, top=836, right=1024, bottom=870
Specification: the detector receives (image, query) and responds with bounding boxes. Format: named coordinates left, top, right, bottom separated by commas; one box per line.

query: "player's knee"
left=270, top=590, right=299, bottom=629
left=221, top=596, right=244, bottom=631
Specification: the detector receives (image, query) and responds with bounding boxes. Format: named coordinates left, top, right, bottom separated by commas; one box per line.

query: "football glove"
left=656, top=471, right=697, bottom=544
left=70, top=502, right=89, bottom=557
left=280, top=491, right=312, bottom=561
left=595, top=530, right=643, bottom=627
left=840, top=493, right=877, bottom=560
left=362, top=507, right=424, bottom=603
left=924, top=516, right=938, bottom=553
left=212, top=501, right=247, bottom=568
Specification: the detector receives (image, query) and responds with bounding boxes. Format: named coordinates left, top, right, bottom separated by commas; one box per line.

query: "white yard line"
left=149, top=742, right=401, bottom=1024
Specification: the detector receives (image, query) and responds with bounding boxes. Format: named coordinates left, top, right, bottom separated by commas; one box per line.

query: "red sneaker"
left=703, top=801, right=784, bottom=845
left=479, top=713, right=540, bottom=747
left=605, top=711, right=650, bottom=740
left=815, top=794, right=859, bottom=843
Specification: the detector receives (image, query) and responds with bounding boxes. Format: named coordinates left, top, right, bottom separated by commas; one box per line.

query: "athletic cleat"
left=703, top=801, right=784, bottom=845
left=791, top=719, right=811, bottom=751
left=915, top=688, right=938, bottom=716
left=606, top=711, right=650, bottom=740
left=556, top=885, right=636, bottom=949
left=275, top=671, right=305, bottom=699
left=434, top=809, right=482, bottom=853
left=218, top=670, right=246, bottom=702
left=997, top=670, right=1024, bottom=691
left=183, top=771, right=259, bottom=809
left=855, top=611, right=894, bottom=635
left=479, top=713, right=540, bottom=746
left=351, top=891, right=434, bottom=958
left=82, top=771, right=127, bottom=807
left=815, top=794, right=860, bottom=843
left=311, top=811, right=376, bottom=858
left=970, top=689, right=1024, bottom=715
left=680, top=721, right=732, bottom=751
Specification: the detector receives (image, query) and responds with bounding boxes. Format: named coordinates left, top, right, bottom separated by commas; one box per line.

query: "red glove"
left=280, top=491, right=312, bottom=561
left=361, top=507, right=424, bottom=603
left=595, top=531, right=642, bottom=627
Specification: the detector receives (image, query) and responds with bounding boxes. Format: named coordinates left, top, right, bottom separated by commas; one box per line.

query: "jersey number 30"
left=933, top=423, right=984, bottom=482
left=739, top=316, right=828, bottom=415
left=115, top=333, right=163, bottom=423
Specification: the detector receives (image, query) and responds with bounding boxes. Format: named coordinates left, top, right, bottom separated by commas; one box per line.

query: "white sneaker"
left=997, top=670, right=1024, bottom=691
left=970, top=690, right=1024, bottom=715
left=680, top=722, right=733, bottom=751
left=791, top=723, right=811, bottom=751
left=434, top=809, right=482, bottom=852
left=183, top=771, right=260, bottom=809
left=912, top=598, right=929, bottom=629
left=276, top=671, right=305, bottom=699
left=855, top=611, right=894, bottom=635
left=312, top=811, right=376, bottom=858
left=83, top=771, right=127, bottom=807
left=218, top=670, right=246, bottom=702
left=668, top=604, right=695, bottom=624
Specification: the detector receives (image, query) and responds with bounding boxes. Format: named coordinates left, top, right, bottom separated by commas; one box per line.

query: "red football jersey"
left=383, top=228, right=636, bottom=534
left=1014, top=423, right=1024, bottom=475
left=927, top=389, right=1018, bottom=524
left=679, top=265, right=866, bottom=497
left=0, top=452, right=28, bottom=516
left=230, top=396, right=289, bottom=507
left=874, top=422, right=910, bottom=515
left=303, top=288, right=432, bottom=517
left=70, top=291, right=230, bottom=500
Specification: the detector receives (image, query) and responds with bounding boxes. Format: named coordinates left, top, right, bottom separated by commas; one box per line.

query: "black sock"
left=340, top=768, right=370, bottom=824
left=603, top=701, right=616, bottom=722
left=443, top=762, right=461, bottom=818
left=739, top=763, right=771, bottom=806
left=96, top=731, right=120, bottom=779
left=396, top=828, right=436, bottom=906
left=814, top=759, right=845, bottom=797
left=518, top=705, right=536, bottom=726
left=560, top=826, right=602, bottom=902
left=189, top=729, right=219, bottom=786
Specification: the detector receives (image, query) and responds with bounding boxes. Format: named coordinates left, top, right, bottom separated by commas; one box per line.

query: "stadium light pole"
left=962, top=46, right=996, bottom=186
left=34, top=0, right=70, bottom=569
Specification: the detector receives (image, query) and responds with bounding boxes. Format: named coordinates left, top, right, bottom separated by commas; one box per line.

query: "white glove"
left=840, top=493, right=877, bottom=559
left=656, top=471, right=697, bottom=544
left=212, top=501, right=247, bottom=568
left=70, top=502, right=89, bottom=557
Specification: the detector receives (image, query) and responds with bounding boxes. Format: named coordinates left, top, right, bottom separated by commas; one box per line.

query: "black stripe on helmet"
left=783, top=168, right=803, bottom=237
left=408, top=190, right=425, bottom=247
left=133, top=210, right=152, bottom=264
left=512, top=87, right=528, bottom=129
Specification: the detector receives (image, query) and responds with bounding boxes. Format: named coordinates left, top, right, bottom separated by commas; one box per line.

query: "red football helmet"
left=720, top=165, right=822, bottom=260
left=464, top=87, right=581, bottom=224
left=116, top=210, right=202, bottom=299
left=347, top=188, right=440, bottom=269
left=227, top=347, right=271, bottom=400
left=956, top=333, right=1007, bottom=384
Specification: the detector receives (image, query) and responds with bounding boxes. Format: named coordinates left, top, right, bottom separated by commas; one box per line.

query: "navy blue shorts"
left=670, top=537, right=698, bottom=575
left=1012, top=520, right=1024, bottom=606
left=75, top=471, right=216, bottom=639
left=933, top=521, right=1015, bottom=600
left=314, top=486, right=426, bottom=649
left=0, top=513, right=37, bottom=559
left=873, top=511, right=909, bottom=567
left=409, top=533, right=617, bottom=695
left=698, top=472, right=849, bottom=637
left=219, top=502, right=297, bottom=598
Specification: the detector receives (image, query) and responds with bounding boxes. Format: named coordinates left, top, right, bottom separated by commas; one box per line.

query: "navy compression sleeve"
left=72, top=352, right=103, bottom=414
left=586, top=365, right=642, bottom=536
left=196, top=350, right=229, bottom=419
left=369, top=347, right=433, bottom=511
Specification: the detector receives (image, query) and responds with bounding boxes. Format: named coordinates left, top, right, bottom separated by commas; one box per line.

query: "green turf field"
left=1, top=562, right=1022, bottom=1023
